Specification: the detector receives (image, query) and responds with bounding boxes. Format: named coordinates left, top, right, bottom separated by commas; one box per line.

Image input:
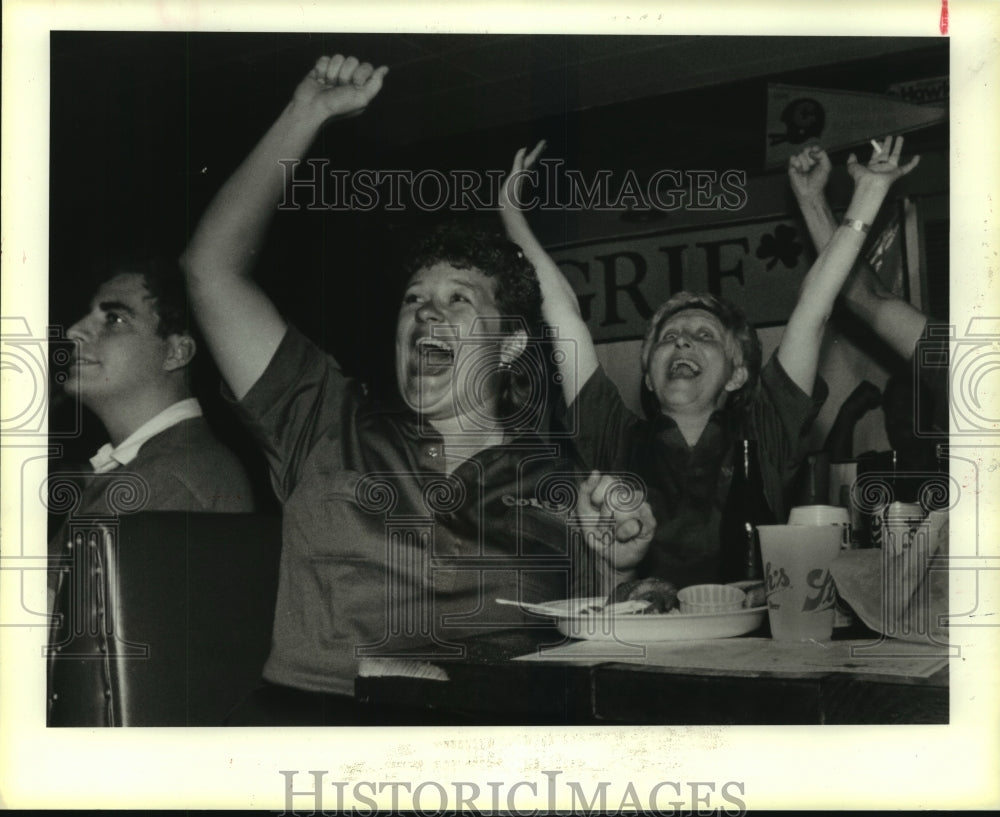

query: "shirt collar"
left=89, top=398, right=202, bottom=472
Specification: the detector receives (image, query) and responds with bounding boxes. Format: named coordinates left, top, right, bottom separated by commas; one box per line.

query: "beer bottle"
left=867, top=449, right=899, bottom=549
left=720, top=439, right=775, bottom=581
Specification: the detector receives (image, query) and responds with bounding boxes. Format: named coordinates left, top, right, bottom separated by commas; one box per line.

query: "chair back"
left=48, top=511, right=282, bottom=726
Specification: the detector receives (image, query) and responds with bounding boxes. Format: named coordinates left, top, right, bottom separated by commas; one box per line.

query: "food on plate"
left=676, top=583, right=747, bottom=614
left=599, top=577, right=764, bottom=617
left=608, top=577, right=679, bottom=614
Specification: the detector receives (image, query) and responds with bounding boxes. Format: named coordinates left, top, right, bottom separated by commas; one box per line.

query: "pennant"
left=765, top=83, right=947, bottom=169
left=886, top=76, right=949, bottom=107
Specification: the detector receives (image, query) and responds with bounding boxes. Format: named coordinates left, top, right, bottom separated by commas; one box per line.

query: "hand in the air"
left=847, top=134, right=920, bottom=191
left=788, top=144, right=832, bottom=201
left=293, top=54, right=389, bottom=122
left=500, top=140, right=547, bottom=211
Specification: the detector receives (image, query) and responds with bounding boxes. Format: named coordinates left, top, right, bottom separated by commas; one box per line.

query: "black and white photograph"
left=2, top=0, right=998, bottom=811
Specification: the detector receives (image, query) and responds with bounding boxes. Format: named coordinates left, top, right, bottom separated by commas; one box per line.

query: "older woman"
left=500, top=137, right=918, bottom=588
left=182, top=55, right=653, bottom=724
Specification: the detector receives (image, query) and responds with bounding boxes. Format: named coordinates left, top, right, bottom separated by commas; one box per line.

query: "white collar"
left=89, top=398, right=203, bottom=473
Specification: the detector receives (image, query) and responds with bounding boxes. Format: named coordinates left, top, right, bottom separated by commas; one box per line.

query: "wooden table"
left=354, top=625, right=949, bottom=725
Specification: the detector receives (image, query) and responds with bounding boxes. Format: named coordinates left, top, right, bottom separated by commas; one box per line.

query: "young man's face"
left=395, top=262, right=514, bottom=424
left=64, top=273, right=175, bottom=407
left=643, top=308, right=747, bottom=418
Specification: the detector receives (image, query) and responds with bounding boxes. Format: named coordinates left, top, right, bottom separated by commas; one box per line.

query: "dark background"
left=48, top=32, right=949, bottom=501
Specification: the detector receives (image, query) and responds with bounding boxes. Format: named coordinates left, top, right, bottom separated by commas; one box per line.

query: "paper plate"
left=523, top=596, right=768, bottom=642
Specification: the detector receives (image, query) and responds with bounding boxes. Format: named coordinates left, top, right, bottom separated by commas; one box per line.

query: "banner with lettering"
left=886, top=76, right=949, bottom=107
left=548, top=217, right=815, bottom=344
left=765, top=83, right=947, bottom=169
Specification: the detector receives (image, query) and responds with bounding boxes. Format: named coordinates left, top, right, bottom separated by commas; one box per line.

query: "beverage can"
left=882, top=501, right=925, bottom=555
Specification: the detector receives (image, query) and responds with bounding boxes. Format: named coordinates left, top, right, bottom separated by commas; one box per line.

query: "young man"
left=57, top=259, right=254, bottom=511
left=500, top=137, right=919, bottom=587
left=182, top=55, right=654, bottom=724
left=47, top=259, right=255, bottom=609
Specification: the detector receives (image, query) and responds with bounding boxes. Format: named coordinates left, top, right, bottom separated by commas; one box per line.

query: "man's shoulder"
left=141, top=415, right=227, bottom=451
left=130, top=418, right=255, bottom=510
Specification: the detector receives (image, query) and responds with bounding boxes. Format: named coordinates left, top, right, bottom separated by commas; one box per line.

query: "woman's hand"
left=292, top=54, right=389, bottom=124
left=500, top=140, right=547, bottom=212
left=788, top=144, right=832, bottom=202
left=847, top=134, right=920, bottom=191
left=574, top=471, right=656, bottom=577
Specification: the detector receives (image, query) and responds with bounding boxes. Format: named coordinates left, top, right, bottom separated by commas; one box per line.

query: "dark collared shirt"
left=566, top=356, right=827, bottom=588
left=234, top=325, right=587, bottom=696
left=47, top=416, right=255, bottom=610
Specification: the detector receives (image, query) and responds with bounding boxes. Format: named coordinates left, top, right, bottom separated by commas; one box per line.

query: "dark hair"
left=403, top=221, right=542, bottom=336
left=638, top=290, right=762, bottom=418
left=97, top=257, right=193, bottom=339
left=402, top=221, right=546, bottom=429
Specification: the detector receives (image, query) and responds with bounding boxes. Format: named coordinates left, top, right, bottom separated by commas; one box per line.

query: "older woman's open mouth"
left=667, top=357, right=701, bottom=378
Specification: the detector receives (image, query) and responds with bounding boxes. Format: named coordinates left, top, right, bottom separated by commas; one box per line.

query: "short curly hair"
left=401, top=221, right=545, bottom=430
left=639, top=290, right=762, bottom=418
left=402, top=220, right=542, bottom=336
